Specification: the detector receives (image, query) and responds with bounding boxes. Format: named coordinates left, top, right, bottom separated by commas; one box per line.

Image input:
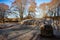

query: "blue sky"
left=0, top=0, right=51, bottom=18
left=36, top=0, right=51, bottom=6
left=0, top=0, right=51, bottom=7
left=0, top=0, right=15, bottom=7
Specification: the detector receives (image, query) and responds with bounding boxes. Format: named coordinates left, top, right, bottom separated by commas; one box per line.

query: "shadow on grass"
left=29, top=32, right=37, bottom=40
left=0, top=24, right=38, bottom=40
left=8, top=25, right=37, bottom=40
left=11, top=25, right=33, bottom=30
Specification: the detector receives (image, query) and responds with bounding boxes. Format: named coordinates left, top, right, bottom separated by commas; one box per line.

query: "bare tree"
left=28, top=0, right=36, bottom=18
left=12, top=0, right=29, bottom=21
left=0, top=3, right=9, bottom=23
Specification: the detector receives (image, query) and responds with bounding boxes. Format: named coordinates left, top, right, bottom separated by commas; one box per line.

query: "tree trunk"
left=20, top=11, right=23, bottom=21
